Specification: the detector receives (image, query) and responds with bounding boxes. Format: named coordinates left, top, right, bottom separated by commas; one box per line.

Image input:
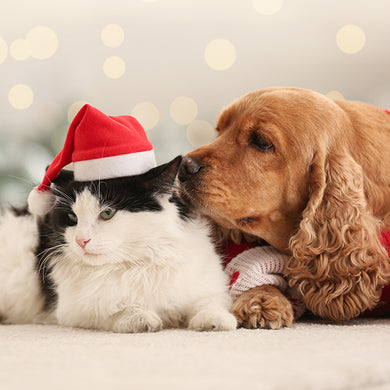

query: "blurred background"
left=1, top=0, right=389, bottom=205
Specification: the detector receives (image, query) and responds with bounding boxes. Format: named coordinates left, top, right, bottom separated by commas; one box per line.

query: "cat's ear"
left=142, top=156, right=182, bottom=192
left=52, top=169, right=74, bottom=188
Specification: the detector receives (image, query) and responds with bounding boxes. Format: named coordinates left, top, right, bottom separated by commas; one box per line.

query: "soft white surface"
left=1, top=318, right=389, bottom=390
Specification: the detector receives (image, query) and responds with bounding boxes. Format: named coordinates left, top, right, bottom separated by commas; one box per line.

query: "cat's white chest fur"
left=52, top=195, right=236, bottom=333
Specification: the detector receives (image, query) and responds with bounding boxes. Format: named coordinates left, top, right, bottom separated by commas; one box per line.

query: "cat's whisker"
left=52, top=186, right=74, bottom=204
left=37, top=245, right=66, bottom=274
left=6, top=174, right=37, bottom=187
left=36, top=244, right=63, bottom=259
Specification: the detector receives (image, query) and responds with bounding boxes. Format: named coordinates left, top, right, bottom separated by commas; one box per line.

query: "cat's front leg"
left=110, top=305, right=163, bottom=333
left=188, top=298, right=237, bottom=332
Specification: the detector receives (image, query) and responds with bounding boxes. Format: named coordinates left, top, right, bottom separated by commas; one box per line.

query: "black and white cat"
left=0, top=157, right=237, bottom=332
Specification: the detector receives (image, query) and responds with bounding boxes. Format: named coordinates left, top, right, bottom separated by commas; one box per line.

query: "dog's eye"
left=250, top=133, right=274, bottom=152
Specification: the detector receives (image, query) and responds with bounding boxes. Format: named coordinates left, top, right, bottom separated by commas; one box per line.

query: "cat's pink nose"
left=76, top=237, right=91, bottom=249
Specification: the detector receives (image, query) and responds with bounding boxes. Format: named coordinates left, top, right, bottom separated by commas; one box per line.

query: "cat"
left=0, top=156, right=237, bottom=332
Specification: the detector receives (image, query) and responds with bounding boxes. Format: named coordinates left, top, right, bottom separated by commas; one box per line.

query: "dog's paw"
left=111, top=308, right=163, bottom=333
left=189, top=309, right=237, bottom=331
left=232, top=285, right=294, bottom=330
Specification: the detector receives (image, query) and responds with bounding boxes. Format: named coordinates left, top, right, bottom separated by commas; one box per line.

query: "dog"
left=178, top=87, right=390, bottom=328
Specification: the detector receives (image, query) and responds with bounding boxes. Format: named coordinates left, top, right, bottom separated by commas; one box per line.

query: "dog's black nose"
left=178, top=156, right=203, bottom=182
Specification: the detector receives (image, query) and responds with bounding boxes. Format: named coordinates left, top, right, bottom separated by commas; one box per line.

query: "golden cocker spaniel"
left=178, top=87, right=390, bottom=328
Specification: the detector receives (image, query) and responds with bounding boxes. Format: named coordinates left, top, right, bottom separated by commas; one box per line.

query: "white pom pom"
left=27, top=187, right=54, bottom=217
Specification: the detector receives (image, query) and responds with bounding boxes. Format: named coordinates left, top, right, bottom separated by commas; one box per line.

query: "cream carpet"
left=1, top=318, right=389, bottom=390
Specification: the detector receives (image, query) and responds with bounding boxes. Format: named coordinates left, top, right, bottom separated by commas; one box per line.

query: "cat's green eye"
left=100, top=208, right=116, bottom=221
left=67, top=212, right=78, bottom=224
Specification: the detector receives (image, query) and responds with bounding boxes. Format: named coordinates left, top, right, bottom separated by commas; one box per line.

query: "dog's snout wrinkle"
left=178, top=156, right=204, bottom=182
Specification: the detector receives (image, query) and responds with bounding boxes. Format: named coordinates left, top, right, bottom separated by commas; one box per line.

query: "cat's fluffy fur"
left=0, top=207, right=54, bottom=324
left=0, top=157, right=236, bottom=332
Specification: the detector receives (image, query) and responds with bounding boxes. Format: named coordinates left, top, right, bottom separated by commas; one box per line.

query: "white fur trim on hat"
left=27, top=187, right=55, bottom=217
left=73, top=150, right=157, bottom=181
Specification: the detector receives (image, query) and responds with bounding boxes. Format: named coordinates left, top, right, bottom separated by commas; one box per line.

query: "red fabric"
left=37, top=104, right=152, bottom=191
left=222, top=241, right=256, bottom=268
left=222, top=242, right=256, bottom=287
left=380, top=231, right=390, bottom=253
left=230, top=271, right=240, bottom=287
left=72, top=106, right=152, bottom=161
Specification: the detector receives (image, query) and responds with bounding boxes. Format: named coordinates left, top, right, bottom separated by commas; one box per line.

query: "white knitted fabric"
left=225, top=246, right=290, bottom=299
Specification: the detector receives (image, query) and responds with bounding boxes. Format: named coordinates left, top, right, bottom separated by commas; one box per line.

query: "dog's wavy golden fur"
left=179, top=87, right=390, bottom=328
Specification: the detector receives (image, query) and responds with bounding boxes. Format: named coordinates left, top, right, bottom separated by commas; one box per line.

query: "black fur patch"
left=51, top=156, right=183, bottom=215
left=35, top=216, right=59, bottom=310
left=169, top=193, right=193, bottom=220
left=53, top=177, right=163, bottom=214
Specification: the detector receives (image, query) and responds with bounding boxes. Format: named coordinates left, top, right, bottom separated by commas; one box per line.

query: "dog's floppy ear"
left=286, top=147, right=390, bottom=320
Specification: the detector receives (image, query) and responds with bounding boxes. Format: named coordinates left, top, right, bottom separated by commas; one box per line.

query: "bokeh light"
left=10, top=39, right=31, bottom=61
left=132, top=102, right=160, bottom=130
left=170, top=96, right=198, bottom=125
left=103, top=56, right=126, bottom=78
left=186, top=120, right=215, bottom=147
left=0, top=37, right=8, bottom=64
left=336, top=25, right=366, bottom=54
left=101, top=24, right=124, bottom=48
left=326, top=90, right=345, bottom=100
left=1, top=0, right=389, bottom=209
left=8, top=84, right=34, bottom=110
left=204, top=39, right=236, bottom=71
left=26, top=26, right=58, bottom=60
left=252, top=0, right=284, bottom=15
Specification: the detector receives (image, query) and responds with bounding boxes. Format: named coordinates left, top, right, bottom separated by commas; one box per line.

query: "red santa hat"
left=28, top=104, right=156, bottom=216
